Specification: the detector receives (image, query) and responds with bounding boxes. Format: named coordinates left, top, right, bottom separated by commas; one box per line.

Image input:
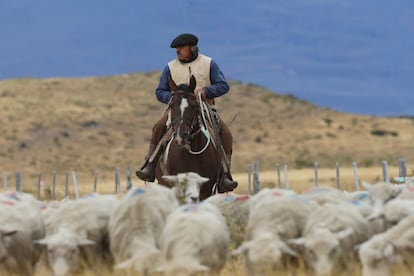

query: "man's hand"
left=194, top=88, right=207, bottom=101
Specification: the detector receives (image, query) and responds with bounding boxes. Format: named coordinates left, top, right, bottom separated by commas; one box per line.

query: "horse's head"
left=168, top=75, right=199, bottom=147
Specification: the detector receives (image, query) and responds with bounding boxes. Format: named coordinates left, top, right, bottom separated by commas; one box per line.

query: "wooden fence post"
left=115, top=169, right=121, bottom=194
left=352, top=161, right=359, bottom=191
left=71, top=171, right=79, bottom=199
left=284, top=164, right=289, bottom=189
left=247, top=164, right=252, bottom=194
left=382, top=160, right=390, bottom=183
left=126, top=166, right=132, bottom=191
left=37, top=174, right=42, bottom=200
left=336, top=162, right=340, bottom=189
left=399, top=158, right=407, bottom=178
left=314, top=161, right=319, bottom=187
left=15, top=172, right=21, bottom=192
left=3, top=173, right=7, bottom=192
left=276, top=163, right=281, bottom=188
left=65, top=170, right=69, bottom=198
left=93, top=170, right=98, bottom=193
left=52, top=171, right=56, bottom=200
left=253, top=161, right=260, bottom=194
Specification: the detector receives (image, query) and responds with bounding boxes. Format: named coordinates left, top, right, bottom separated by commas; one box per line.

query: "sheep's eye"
left=329, top=248, right=337, bottom=257
left=307, top=249, right=317, bottom=261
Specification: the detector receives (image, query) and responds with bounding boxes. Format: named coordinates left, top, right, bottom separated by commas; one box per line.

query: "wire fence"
left=247, top=158, right=410, bottom=194
left=2, top=158, right=410, bottom=200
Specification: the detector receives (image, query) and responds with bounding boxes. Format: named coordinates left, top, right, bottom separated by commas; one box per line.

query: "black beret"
left=170, top=33, right=198, bottom=48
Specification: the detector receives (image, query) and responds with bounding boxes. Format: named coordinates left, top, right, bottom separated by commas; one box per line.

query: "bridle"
left=168, top=91, right=212, bottom=155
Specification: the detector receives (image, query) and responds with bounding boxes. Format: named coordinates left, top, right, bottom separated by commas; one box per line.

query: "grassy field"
left=0, top=73, right=413, bottom=182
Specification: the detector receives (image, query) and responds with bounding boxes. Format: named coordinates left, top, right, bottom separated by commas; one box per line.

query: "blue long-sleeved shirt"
left=155, top=59, right=230, bottom=104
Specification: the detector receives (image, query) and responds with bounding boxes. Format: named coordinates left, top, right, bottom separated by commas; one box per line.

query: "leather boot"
left=220, top=174, right=238, bottom=192
left=219, top=152, right=238, bottom=192
left=136, top=144, right=156, bottom=182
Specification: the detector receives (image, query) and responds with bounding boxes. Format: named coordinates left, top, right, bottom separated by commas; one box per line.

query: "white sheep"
left=249, top=187, right=298, bottom=208
left=359, top=214, right=414, bottom=276
left=344, top=190, right=374, bottom=217
left=288, top=202, right=375, bottom=276
left=156, top=202, right=230, bottom=275
left=233, top=191, right=316, bottom=275
left=378, top=198, right=414, bottom=229
left=0, top=192, right=45, bottom=275
left=204, top=192, right=251, bottom=249
left=161, top=171, right=209, bottom=204
left=34, top=195, right=119, bottom=275
left=395, top=185, right=414, bottom=200
left=301, top=186, right=346, bottom=205
left=362, top=181, right=402, bottom=220
left=38, top=197, right=72, bottom=231
left=109, top=184, right=180, bottom=274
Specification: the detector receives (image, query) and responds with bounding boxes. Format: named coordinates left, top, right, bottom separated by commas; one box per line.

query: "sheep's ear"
left=114, top=258, right=134, bottom=270
left=79, top=239, right=95, bottom=247
left=361, top=181, right=372, bottom=191
left=367, top=210, right=384, bottom=221
left=287, top=237, right=305, bottom=246
left=0, top=229, right=17, bottom=237
left=353, top=243, right=362, bottom=252
left=162, top=175, right=179, bottom=185
left=383, top=243, right=394, bottom=259
left=391, top=186, right=402, bottom=197
left=232, top=241, right=251, bottom=256
left=194, top=263, right=209, bottom=272
left=277, top=225, right=286, bottom=235
left=336, top=227, right=353, bottom=240
left=153, top=264, right=165, bottom=273
left=33, top=238, right=48, bottom=246
left=197, top=176, right=209, bottom=184
left=280, top=243, right=297, bottom=256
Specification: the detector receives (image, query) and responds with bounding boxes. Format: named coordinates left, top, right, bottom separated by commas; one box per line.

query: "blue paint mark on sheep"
left=129, top=187, right=146, bottom=197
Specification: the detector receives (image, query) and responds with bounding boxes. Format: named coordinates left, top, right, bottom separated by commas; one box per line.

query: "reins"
left=169, top=91, right=212, bottom=155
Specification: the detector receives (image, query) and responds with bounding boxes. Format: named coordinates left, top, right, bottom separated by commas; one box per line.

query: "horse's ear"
left=189, top=75, right=196, bottom=92
left=169, top=77, right=177, bottom=92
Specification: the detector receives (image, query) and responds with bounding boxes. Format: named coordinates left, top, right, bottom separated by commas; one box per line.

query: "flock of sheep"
left=1, top=171, right=414, bottom=276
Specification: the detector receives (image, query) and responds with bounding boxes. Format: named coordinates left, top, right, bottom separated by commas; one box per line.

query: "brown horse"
left=154, top=76, right=223, bottom=200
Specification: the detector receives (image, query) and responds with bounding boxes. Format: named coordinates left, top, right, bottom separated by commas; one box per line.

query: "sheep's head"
left=34, top=228, right=94, bottom=276
left=0, top=228, right=17, bottom=260
left=233, top=232, right=297, bottom=273
left=358, top=235, right=398, bottom=276
left=289, top=227, right=353, bottom=275
left=162, top=172, right=209, bottom=204
left=363, top=182, right=403, bottom=221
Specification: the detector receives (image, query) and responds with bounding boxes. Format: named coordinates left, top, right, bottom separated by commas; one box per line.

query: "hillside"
left=0, top=72, right=413, bottom=184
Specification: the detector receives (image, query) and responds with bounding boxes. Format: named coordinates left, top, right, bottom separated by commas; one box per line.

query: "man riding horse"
left=136, top=33, right=238, bottom=192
